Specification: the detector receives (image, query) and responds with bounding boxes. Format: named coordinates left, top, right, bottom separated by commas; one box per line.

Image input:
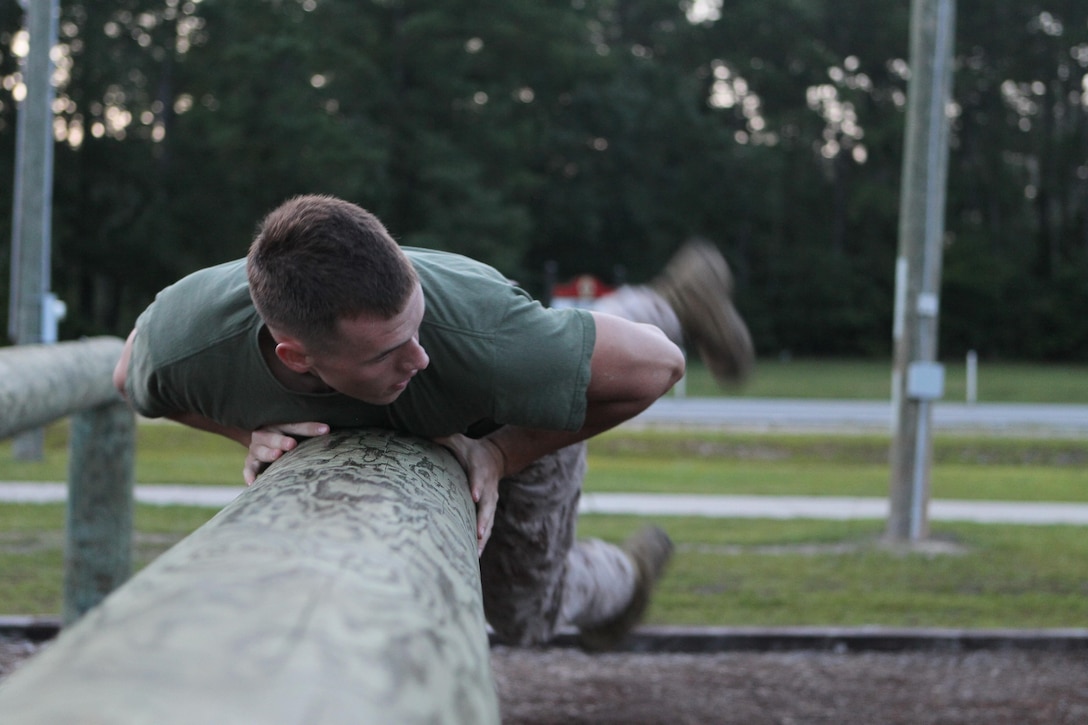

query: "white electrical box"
left=906, top=361, right=945, bottom=400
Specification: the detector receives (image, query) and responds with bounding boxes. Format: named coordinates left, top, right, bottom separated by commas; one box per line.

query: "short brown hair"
left=247, top=195, right=418, bottom=348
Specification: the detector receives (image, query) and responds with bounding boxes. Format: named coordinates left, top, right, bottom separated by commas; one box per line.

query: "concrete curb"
left=536, top=625, right=1088, bottom=654
left=0, top=616, right=61, bottom=643
left=629, top=625, right=1088, bottom=653
left=6, top=617, right=1087, bottom=654
left=511, top=618, right=1088, bottom=653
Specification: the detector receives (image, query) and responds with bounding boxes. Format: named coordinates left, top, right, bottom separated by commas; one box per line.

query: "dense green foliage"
left=1, top=1, right=1086, bottom=359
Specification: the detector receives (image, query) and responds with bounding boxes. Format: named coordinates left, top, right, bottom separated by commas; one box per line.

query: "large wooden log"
left=0, top=429, right=499, bottom=725
left=0, top=336, right=124, bottom=439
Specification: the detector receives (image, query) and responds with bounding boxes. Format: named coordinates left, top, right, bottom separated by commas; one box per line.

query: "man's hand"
left=244, top=422, right=330, bottom=486
left=434, top=433, right=507, bottom=556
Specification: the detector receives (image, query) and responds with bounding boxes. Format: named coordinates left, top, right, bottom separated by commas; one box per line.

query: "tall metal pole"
left=8, top=0, right=60, bottom=460
left=887, top=0, right=956, bottom=542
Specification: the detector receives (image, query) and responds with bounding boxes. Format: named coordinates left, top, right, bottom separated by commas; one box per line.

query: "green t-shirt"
left=126, top=249, right=595, bottom=438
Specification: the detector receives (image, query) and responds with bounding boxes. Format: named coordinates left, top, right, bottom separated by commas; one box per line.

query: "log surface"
left=0, top=429, right=499, bottom=725
left=0, top=337, right=124, bottom=439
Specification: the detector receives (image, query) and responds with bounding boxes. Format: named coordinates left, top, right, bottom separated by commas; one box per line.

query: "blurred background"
left=0, top=0, right=1086, bottom=361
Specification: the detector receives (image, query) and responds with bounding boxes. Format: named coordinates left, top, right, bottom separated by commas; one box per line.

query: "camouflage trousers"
left=480, top=285, right=683, bottom=646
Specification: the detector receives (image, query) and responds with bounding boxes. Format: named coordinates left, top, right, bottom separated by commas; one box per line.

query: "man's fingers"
left=243, top=455, right=261, bottom=486
left=475, top=492, right=498, bottom=556
left=243, top=423, right=328, bottom=488
left=253, top=423, right=330, bottom=454
left=251, top=443, right=285, bottom=463
left=430, top=433, right=501, bottom=555
left=477, top=520, right=492, bottom=556
left=252, top=432, right=295, bottom=454
left=276, top=422, right=330, bottom=437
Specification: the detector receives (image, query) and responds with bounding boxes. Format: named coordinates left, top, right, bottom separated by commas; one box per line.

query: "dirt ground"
left=491, top=645, right=1088, bottom=724
left=4, top=635, right=1087, bottom=724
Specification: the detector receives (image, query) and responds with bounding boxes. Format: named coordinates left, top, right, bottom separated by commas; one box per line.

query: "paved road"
left=632, top=397, right=1088, bottom=436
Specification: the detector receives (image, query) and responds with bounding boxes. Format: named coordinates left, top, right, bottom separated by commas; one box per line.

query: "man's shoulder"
left=164, top=258, right=248, bottom=294
left=403, top=247, right=509, bottom=285
left=138, top=259, right=258, bottom=360
left=408, top=251, right=535, bottom=336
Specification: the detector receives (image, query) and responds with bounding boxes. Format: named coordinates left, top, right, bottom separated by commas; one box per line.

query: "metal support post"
left=888, top=0, right=956, bottom=542
left=8, top=0, right=60, bottom=460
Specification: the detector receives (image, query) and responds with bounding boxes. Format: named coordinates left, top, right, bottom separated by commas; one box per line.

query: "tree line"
left=0, top=0, right=1086, bottom=361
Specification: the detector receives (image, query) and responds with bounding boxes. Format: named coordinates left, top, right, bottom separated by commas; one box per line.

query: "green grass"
left=2, top=357, right=1087, bottom=624
left=0, top=421, right=246, bottom=485
left=4, top=503, right=1087, bottom=628
left=586, top=456, right=1088, bottom=501
left=3, top=426, right=1088, bottom=626
left=575, top=516, right=1088, bottom=628
left=1, top=503, right=217, bottom=614
left=679, top=357, right=1088, bottom=403
left=587, top=430, right=1088, bottom=502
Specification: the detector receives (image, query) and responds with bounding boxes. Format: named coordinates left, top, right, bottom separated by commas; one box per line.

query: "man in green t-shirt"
left=114, top=194, right=753, bottom=648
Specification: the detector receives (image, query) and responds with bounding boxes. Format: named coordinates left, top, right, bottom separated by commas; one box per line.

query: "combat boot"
left=651, top=238, right=755, bottom=384
left=578, top=525, right=674, bottom=652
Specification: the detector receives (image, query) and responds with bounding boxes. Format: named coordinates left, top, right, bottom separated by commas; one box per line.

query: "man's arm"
left=489, top=311, right=684, bottom=467
left=112, top=329, right=328, bottom=484
left=437, top=311, right=685, bottom=553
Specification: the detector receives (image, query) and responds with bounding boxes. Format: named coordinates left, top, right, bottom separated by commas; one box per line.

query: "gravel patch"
left=4, top=634, right=1087, bottom=724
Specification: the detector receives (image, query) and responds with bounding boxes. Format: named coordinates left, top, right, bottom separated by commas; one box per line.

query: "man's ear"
left=274, top=338, right=313, bottom=374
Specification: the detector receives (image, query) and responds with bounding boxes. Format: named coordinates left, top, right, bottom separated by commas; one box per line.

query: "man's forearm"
left=484, top=397, right=655, bottom=477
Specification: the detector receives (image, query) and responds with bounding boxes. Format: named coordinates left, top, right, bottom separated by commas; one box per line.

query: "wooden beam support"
left=1, top=336, right=136, bottom=617
left=0, top=337, right=124, bottom=439
left=63, top=400, right=135, bottom=624
left=0, top=429, right=499, bottom=725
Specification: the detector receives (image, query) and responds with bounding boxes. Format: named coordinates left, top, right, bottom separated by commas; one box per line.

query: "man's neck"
left=258, top=326, right=334, bottom=393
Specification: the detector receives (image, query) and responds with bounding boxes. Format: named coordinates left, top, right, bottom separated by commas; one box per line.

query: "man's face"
left=305, top=284, right=430, bottom=405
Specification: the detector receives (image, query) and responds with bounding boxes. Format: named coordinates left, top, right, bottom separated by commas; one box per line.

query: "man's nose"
left=405, top=339, right=429, bottom=372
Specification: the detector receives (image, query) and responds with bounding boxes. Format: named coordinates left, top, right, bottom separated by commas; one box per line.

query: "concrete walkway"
left=580, top=492, right=1088, bottom=525
left=3, top=482, right=1087, bottom=525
